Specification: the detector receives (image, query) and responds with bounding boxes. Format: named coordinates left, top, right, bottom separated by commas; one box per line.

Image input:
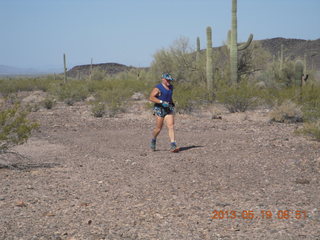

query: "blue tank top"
left=155, top=83, right=173, bottom=103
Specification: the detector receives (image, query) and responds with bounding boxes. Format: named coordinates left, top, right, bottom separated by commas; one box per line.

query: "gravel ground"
left=0, top=100, right=319, bottom=240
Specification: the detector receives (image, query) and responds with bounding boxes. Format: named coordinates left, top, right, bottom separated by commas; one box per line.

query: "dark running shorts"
left=153, top=103, right=175, bottom=118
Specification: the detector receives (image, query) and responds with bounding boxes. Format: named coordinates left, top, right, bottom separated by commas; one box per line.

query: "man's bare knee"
left=154, top=127, right=162, bottom=133
left=167, top=124, right=174, bottom=130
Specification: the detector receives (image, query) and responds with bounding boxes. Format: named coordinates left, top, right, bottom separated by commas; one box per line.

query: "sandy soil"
left=0, top=98, right=319, bottom=240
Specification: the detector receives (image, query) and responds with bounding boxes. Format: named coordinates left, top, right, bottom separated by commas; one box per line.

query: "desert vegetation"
left=0, top=36, right=319, bottom=145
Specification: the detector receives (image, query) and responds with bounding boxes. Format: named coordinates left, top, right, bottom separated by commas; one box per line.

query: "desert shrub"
left=300, top=84, right=320, bottom=122
left=238, top=41, right=271, bottom=81
left=173, top=83, right=211, bottom=113
left=269, top=100, right=303, bottom=123
left=216, top=81, right=260, bottom=113
left=91, top=68, right=107, bottom=81
left=42, top=97, right=55, bottom=109
left=91, top=102, right=105, bottom=118
left=50, top=80, right=89, bottom=105
left=0, top=76, right=60, bottom=97
left=27, top=103, right=41, bottom=112
left=150, top=37, right=196, bottom=83
left=96, top=89, right=127, bottom=117
left=259, top=86, right=300, bottom=107
left=256, top=59, right=303, bottom=91
left=0, top=104, right=38, bottom=152
left=88, top=77, right=151, bottom=96
left=91, top=77, right=151, bottom=117
left=298, top=120, right=320, bottom=141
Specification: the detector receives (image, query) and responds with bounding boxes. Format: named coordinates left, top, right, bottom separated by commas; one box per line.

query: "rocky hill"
left=67, top=63, right=139, bottom=79
left=256, top=37, right=320, bottom=69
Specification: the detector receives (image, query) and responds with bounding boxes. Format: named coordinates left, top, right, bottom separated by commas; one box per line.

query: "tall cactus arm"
left=238, top=34, right=253, bottom=51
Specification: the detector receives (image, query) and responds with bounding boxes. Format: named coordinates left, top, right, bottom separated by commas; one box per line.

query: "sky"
left=0, top=0, right=319, bottom=71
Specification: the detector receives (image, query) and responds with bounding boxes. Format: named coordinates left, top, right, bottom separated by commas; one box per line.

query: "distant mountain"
left=0, top=65, right=62, bottom=76
left=0, top=65, right=36, bottom=75
left=0, top=65, right=40, bottom=76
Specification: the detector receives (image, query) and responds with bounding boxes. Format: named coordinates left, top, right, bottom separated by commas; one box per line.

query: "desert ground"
left=0, top=92, right=319, bottom=240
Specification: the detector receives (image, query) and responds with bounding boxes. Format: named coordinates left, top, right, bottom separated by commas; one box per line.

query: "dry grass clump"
left=298, top=120, right=320, bottom=141
left=269, top=100, right=303, bottom=123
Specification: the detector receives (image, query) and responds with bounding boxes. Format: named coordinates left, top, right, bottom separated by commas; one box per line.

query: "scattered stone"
left=131, top=92, right=144, bottom=101
left=295, top=178, right=311, bottom=184
left=15, top=201, right=27, bottom=207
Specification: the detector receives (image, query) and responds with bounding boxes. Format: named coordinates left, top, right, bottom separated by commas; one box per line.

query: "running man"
left=149, top=73, right=179, bottom=152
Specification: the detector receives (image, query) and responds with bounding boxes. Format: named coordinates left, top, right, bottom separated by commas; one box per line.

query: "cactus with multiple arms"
left=229, top=0, right=253, bottom=83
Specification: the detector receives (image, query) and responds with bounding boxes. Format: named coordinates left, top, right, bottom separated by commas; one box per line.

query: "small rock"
left=86, top=95, right=96, bottom=102
left=43, top=212, right=55, bottom=217
left=131, top=92, right=144, bottom=101
left=16, top=201, right=27, bottom=207
left=80, top=202, right=90, bottom=207
left=295, top=179, right=310, bottom=184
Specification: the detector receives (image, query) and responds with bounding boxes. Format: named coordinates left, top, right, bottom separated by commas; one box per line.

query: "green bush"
left=300, top=84, right=320, bottom=122
left=150, top=37, right=199, bottom=84
left=91, top=78, right=151, bottom=117
left=91, top=68, right=107, bottom=81
left=0, top=104, right=39, bottom=152
left=173, top=83, right=211, bottom=113
left=42, top=98, right=55, bottom=109
left=50, top=80, right=89, bottom=105
left=91, top=102, right=105, bottom=118
left=0, top=76, right=61, bottom=97
left=257, top=86, right=300, bottom=108
left=96, top=89, right=127, bottom=117
left=216, top=81, right=260, bottom=113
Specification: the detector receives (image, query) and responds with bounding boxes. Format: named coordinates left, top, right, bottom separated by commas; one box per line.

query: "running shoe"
left=150, top=139, right=156, bottom=151
left=170, top=142, right=179, bottom=153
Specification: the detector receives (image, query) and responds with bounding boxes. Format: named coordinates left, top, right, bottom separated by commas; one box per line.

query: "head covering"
left=161, top=73, right=174, bottom=81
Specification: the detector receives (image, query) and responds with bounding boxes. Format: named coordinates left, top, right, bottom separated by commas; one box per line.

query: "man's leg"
left=151, top=116, right=164, bottom=151
left=164, top=114, right=175, bottom=143
left=153, top=116, right=164, bottom=139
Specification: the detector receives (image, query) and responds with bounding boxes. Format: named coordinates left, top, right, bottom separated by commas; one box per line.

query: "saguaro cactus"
left=303, top=53, right=307, bottom=77
left=63, top=53, right=67, bottom=83
left=206, top=27, right=213, bottom=90
left=90, top=58, right=93, bottom=81
left=197, top=37, right=201, bottom=52
left=196, top=37, right=201, bottom=63
left=230, top=0, right=253, bottom=83
left=280, top=44, right=284, bottom=71
left=302, top=54, right=308, bottom=86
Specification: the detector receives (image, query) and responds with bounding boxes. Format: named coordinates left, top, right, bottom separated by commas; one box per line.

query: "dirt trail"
left=0, top=101, right=319, bottom=240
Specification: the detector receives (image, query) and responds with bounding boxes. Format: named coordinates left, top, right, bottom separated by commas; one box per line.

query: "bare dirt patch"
left=1, top=100, right=319, bottom=240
